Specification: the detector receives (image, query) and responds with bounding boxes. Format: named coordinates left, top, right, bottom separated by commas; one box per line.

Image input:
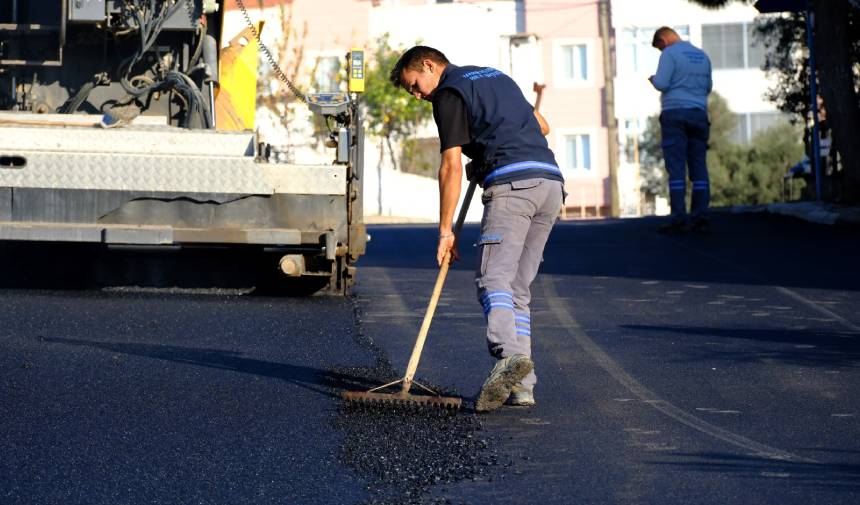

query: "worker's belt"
left=483, top=161, right=562, bottom=186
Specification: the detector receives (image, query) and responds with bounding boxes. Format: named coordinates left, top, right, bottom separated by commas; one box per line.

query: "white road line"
left=541, top=274, right=817, bottom=464
left=673, top=241, right=860, bottom=334
left=775, top=286, right=860, bottom=333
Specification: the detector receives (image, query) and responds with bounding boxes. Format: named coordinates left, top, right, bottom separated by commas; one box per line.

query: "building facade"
left=524, top=0, right=612, bottom=217
left=223, top=1, right=783, bottom=220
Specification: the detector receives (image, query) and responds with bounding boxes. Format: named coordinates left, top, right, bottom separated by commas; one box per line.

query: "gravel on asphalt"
left=330, top=299, right=505, bottom=505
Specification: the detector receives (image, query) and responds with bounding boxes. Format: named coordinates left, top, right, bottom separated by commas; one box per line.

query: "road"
left=1, top=212, right=858, bottom=504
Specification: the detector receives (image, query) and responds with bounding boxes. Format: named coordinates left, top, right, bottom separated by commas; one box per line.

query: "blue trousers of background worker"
left=660, top=107, right=710, bottom=223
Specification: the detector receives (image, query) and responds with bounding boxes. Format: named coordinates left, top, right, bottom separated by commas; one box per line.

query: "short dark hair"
left=652, top=26, right=677, bottom=48
left=388, top=46, right=450, bottom=89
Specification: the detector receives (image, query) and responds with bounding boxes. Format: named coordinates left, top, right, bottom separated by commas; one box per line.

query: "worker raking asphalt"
left=331, top=302, right=506, bottom=505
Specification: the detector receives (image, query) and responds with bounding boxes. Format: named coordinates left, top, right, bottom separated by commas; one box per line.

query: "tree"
left=360, top=35, right=434, bottom=213
left=361, top=34, right=433, bottom=173
left=686, top=0, right=860, bottom=201
left=254, top=0, right=308, bottom=149
left=638, top=114, right=666, bottom=205
left=754, top=13, right=810, bottom=121
left=812, top=1, right=860, bottom=200
left=710, top=123, right=804, bottom=205
left=251, top=1, right=363, bottom=152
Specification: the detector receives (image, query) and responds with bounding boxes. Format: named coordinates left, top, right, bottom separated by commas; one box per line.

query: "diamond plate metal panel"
left=0, top=153, right=270, bottom=193
left=0, top=153, right=346, bottom=195
left=0, top=124, right=255, bottom=157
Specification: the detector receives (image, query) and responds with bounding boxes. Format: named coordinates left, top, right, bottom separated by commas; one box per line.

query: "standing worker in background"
left=390, top=46, right=564, bottom=413
left=649, top=26, right=713, bottom=233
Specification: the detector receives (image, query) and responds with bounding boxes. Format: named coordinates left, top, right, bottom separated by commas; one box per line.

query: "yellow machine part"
left=348, top=48, right=365, bottom=94
left=215, top=22, right=263, bottom=131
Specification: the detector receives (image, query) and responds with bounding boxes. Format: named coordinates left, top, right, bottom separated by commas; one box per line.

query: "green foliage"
left=707, top=92, right=737, bottom=145
left=682, top=0, right=860, bottom=201
left=709, top=123, right=804, bottom=205
left=639, top=115, right=666, bottom=199
left=684, top=1, right=860, bottom=122
left=399, top=138, right=439, bottom=178
left=639, top=92, right=804, bottom=206
left=754, top=13, right=811, bottom=122
left=362, top=34, right=433, bottom=171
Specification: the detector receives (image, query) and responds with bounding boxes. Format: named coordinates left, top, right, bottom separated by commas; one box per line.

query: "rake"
left=341, top=181, right=477, bottom=409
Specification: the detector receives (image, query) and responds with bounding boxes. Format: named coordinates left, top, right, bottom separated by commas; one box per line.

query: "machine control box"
left=348, top=49, right=364, bottom=93
left=306, top=93, right=349, bottom=116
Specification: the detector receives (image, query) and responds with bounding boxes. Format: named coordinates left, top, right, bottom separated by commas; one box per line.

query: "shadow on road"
left=622, top=324, right=860, bottom=368
left=41, top=337, right=379, bottom=398
left=648, top=452, right=860, bottom=490
left=362, top=214, right=860, bottom=292
left=0, top=242, right=327, bottom=295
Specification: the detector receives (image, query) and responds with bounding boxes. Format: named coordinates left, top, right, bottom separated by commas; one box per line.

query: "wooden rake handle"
left=401, top=180, right=478, bottom=390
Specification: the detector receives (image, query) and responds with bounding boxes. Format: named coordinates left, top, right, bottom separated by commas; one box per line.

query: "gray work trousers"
left=475, top=177, right=564, bottom=389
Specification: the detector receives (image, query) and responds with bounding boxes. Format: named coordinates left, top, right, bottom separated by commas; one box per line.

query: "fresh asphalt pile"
left=330, top=300, right=507, bottom=505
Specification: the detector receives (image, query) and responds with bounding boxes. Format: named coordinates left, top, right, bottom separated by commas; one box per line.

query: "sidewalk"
left=731, top=201, right=860, bottom=226
left=364, top=215, right=435, bottom=224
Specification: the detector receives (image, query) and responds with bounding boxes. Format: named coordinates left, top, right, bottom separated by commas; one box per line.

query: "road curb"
left=730, top=202, right=860, bottom=226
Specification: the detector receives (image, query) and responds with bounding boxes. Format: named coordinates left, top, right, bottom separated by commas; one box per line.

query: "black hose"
left=116, top=1, right=212, bottom=128
left=58, top=81, right=97, bottom=113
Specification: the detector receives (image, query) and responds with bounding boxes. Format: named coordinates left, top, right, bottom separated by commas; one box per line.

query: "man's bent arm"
left=534, top=110, right=550, bottom=136
left=437, top=146, right=463, bottom=265
left=649, top=52, right=674, bottom=91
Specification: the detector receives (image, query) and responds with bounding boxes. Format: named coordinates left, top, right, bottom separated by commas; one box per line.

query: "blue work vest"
left=435, top=64, right=562, bottom=187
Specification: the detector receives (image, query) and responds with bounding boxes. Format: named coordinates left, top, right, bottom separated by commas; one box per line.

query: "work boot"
left=475, top=354, right=534, bottom=413
left=505, top=384, right=535, bottom=407
left=689, top=217, right=710, bottom=233
left=657, top=220, right=688, bottom=235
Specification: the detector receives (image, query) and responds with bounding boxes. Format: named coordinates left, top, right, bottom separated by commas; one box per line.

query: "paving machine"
left=0, top=0, right=366, bottom=294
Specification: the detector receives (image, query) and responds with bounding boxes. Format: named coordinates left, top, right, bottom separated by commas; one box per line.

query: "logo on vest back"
left=463, top=68, right=503, bottom=81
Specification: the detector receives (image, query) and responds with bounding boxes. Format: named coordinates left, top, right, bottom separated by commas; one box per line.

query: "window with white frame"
left=554, top=39, right=592, bottom=86
left=564, top=134, right=592, bottom=171
left=562, top=44, right=588, bottom=81
left=746, top=24, right=767, bottom=69
left=618, top=25, right=689, bottom=74
left=731, top=112, right=790, bottom=144
left=702, top=22, right=765, bottom=70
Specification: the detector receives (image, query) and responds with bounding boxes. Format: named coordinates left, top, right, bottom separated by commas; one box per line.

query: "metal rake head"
left=340, top=390, right=462, bottom=410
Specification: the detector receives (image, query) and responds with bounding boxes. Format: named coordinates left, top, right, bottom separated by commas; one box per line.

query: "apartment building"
left=223, top=0, right=616, bottom=219
left=524, top=0, right=611, bottom=217
left=223, top=1, right=790, bottom=219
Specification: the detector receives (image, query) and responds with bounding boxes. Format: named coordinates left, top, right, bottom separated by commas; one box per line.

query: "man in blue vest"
left=649, top=26, right=713, bottom=234
left=390, top=46, right=565, bottom=412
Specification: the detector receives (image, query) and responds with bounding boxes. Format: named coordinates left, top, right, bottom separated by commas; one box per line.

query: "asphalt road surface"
left=1, top=212, right=858, bottom=504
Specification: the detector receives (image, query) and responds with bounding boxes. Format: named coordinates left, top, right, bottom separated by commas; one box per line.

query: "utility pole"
left=598, top=0, right=620, bottom=217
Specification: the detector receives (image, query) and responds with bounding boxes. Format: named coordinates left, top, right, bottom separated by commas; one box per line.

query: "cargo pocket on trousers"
left=477, top=233, right=503, bottom=280
left=506, top=179, right=541, bottom=216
